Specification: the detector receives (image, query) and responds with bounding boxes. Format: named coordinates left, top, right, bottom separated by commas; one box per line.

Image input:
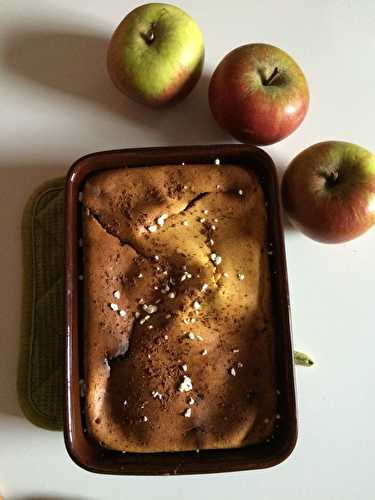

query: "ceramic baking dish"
left=64, top=144, right=296, bottom=475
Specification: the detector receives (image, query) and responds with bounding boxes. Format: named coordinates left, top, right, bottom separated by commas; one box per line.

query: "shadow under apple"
left=3, top=28, right=228, bottom=144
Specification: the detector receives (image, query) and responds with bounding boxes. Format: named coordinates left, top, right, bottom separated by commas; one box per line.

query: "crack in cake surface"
left=86, top=207, right=150, bottom=259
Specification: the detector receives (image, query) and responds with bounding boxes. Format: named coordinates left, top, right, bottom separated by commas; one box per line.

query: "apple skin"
left=208, top=43, right=309, bottom=145
left=107, top=3, right=204, bottom=107
left=282, top=141, right=375, bottom=243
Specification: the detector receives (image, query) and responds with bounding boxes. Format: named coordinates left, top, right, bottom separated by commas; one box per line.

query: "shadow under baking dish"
left=64, top=144, right=296, bottom=475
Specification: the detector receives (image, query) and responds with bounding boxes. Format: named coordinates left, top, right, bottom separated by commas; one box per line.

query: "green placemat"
left=18, top=178, right=313, bottom=431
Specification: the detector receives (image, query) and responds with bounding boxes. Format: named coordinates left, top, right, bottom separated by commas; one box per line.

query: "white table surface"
left=1, top=0, right=375, bottom=498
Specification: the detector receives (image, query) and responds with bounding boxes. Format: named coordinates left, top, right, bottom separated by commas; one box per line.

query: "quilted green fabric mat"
left=18, top=177, right=313, bottom=432
left=18, top=177, right=65, bottom=431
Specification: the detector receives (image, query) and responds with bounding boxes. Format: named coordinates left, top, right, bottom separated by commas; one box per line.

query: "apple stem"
left=330, top=171, right=339, bottom=181
left=264, top=67, right=280, bottom=86
left=325, top=171, right=339, bottom=187
left=141, top=28, right=155, bottom=45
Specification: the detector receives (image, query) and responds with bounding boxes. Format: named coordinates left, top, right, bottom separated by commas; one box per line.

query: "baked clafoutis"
left=81, top=163, right=277, bottom=453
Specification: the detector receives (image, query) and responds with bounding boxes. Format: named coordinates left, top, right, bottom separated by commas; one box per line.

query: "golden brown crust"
left=82, top=164, right=276, bottom=452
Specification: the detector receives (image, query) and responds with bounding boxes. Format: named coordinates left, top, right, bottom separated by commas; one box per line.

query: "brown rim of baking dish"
left=64, top=144, right=296, bottom=475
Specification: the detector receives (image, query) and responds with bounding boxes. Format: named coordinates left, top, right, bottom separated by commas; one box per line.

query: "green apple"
left=107, top=3, right=204, bottom=107
left=282, top=141, right=375, bottom=243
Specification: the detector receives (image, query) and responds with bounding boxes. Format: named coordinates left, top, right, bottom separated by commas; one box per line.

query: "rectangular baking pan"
left=64, top=144, right=296, bottom=475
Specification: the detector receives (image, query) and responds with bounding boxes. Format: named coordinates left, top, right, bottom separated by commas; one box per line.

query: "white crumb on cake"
left=139, top=315, right=150, bottom=324
left=152, top=390, right=163, bottom=400
left=210, top=253, right=222, bottom=265
left=178, top=375, right=193, bottom=393
left=184, top=408, right=192, bottom=418
left=157, top=213, right=168, bottom=226
left=143, top=304, right=158, bottom=314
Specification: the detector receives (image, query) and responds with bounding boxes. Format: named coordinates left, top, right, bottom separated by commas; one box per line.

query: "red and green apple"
left=282, top=141, right=375, bottom=243
left=208, top=43, right=309, bottom=145
left=107, top=3, right=204, bottom=107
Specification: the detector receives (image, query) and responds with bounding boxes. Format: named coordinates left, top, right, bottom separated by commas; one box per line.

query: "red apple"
left=282, top=141, right=375, bottom=243
left=208, top=43, right=309, bottom=145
